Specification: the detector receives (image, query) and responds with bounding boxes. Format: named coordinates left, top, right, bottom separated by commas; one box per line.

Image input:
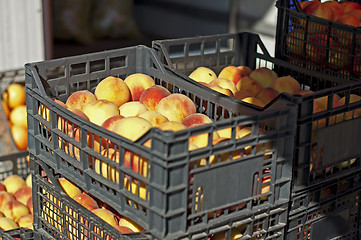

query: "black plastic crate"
left=275, top=0, right=361, bottom=81
left=152, top=32, right=361, bottom=193
left=25, top=45, right=297, bottom=239
left=287, top=170, right=361, bottom=240
left=0, top=150, right=30, bottom=181
left=0, top=228, right=39, bottom=240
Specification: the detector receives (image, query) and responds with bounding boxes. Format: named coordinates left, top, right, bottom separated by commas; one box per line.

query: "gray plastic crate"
left=152, top=32, right=361, bottom=193
left=0, top=228, right=39, bottom=240
left=0, top=150, right=29, bottom=181
left=25, top=45, right=297, bottom=239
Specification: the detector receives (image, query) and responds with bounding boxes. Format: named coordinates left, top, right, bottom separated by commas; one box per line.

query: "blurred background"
left=0, top=0, right=277, bottom=72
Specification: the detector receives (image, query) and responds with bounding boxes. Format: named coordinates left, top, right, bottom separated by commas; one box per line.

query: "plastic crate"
left=287, top=170, right=361, bottom=240
left=275, top=0, right=361, bottom=81
left=31, top=154, right=290, bottom=240
left=0, top=228, right=39, bottom=240
left=0, top=68, right=26, bottom=153
left=25, top=45, right=297, bottom=239
left=152, top=31, right=361, bottom=193
left=0, top=150, right=30, bottom=181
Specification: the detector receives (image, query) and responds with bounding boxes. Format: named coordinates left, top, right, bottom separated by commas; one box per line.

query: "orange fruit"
left=9, top=105, right=27, bottom=128
left=6, top=83, right=26, bottom=109
left=10, top=125, right=28, bottom=150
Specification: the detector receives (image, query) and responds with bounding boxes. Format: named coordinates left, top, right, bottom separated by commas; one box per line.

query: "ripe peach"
left=57, top=107, right=89, bottom=135
left=119, top=101, right=148, bottom=117
left=113, top=225, right=134, bottom=233
left=182, top=113, right=213, bottom=128
left=25, top=174, right=32, bottom=188
left=271, top=76, right=301, bottom=94
left=3, top=174, right=27, bottom=194
left=91, top=208, right=118, bottom=227
left=95, top=148, right=121, bottom=183
left=0, top=183, right=4, bottom=191
left=124, top=73, right=155, bottom=101
left=256, top=87, right=279, bottom=105
left=54, top=99, right=67, bottom=109
left=83, top=99, right=120, bottom=126
left=5, top=83, right=26, bottom=109
left=111, top=116, right=152, bottom=141
left=65, top=90, right=97, bottom=111
left=209, top=78, right=238, bottom=95
left=14, top=186, right=32, bottom=206
left=218, top=65, right=245, bottom=85
left=341, top=1, right=361, bottom=13
left=138, top=110, right=168, bottom=127
left=101, top=115, right=125, bottom=130
left=72, top=193, right=99, bottom=211
left=235, top=76, right=263, bottom=96
left=124, top=177, right=147, bottom=201
left=209, top=85, right=234, bottom=97
left=324, top=0, right=343, bottom=20
left=303, top=1, right=334, bottom=21
left=26, top=197, right=33, bottom=214
left=139, top=85, right=171, bottom=111
left=241, top=97, right=265, bottom=108
left=156, top=93, right=196, bottom=122
left=3, top=200, right=30, bottom=221
left=17, top=214, right=33, bottom=229
left=188, top=67, right=217, bottom=84
left=9, top=105, right=27, bottom=128
left=95, top=76, right=131, bottom=107
left=10, top=125, right=28, bottom=151
left=157, top=121, right=186, bottom=132
left=118, top=217, right=144, bottom=232
left=0, top=191, right=16, bottom=211
left=58, top=178, right=82, bottom=198
left=348, top=9, right=361, bottom=20
left=249, top=67, right=278, bottom=89
left=233, top=89, right=254, bottom=101
left=237, top=65, right=252, bottom=77
left=0, top=217, right=18, bottom=230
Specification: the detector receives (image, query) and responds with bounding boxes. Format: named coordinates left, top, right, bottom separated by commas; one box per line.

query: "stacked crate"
left=275, top=0, right=361, bottom=239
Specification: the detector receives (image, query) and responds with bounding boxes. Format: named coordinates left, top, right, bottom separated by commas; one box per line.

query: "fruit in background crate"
left=119, top=101, right=148, bottom=117
left=156, top=93, right=196, bottom=122
left=256, top=87, right=280, bottom=105
left=241, top=97, right=265, bottom=108
left=138, top=111, right=169, bottom=127
left=348, top=9, right=361, bottom=20
left=305, top=33, right=330, bottom=64
left=236, top=127, right=272, bottom=155
left=237, top=65, right=252, bottom=76
left=17, top=213, right=33, bottom=229
left=302, top=1, right=334, bottom=21
left=2, top=200, right=30, bottom=221
left=209, top=78, right=238, bottom=95
left=58, top=177, right=82, bottom=198
left=249, top=67, right=278, bottom=89
left=118, top=216, right=144, bottom=232
left=14, top=186, right=32, bottom=206
left=9, top=105, right=27, bottom=128
left=341, top=1, right=361, bottom=13
left=235, top=76, right=263, bottom=96
left=211, top=225, right=245, bottom=240
left=338, top=94, right=361, bottom=120
left=0, top=191, right=15, bottom=211
left=65, top=90, right=97, bottom=111
left=0, top=217, right=19, bottom=230
left=124, top=73, right=156, bottom=101
left=324, top=1, right=344, bottom=20
left=111, top=116, right=152, bottom=141
left=188, top=66, right=217, bottom=84
left=83, top=99, right=120, bottom=126
left=328, top=46, right=351, bottom=70
left=139, top=85, right=171, bottom=111
left=10, top=125, right=28, bottom=151
left=3, top=83, right=26, bottom=109
left=3, top=174, right=27, bottom=195
left=271, top=76, right=301, bottom=94
left=95, top=76, right=131, bottom=107
left=218, top=65, right=246, bottom=85
left=286, top=28, right=307, bottom=56
left=25, top=174, right=32, bottom=188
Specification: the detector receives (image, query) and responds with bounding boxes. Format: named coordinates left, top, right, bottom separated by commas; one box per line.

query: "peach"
left=324, top=0, right=344, bottom=20
left=138, top=110, right=169, bottom=127
left=348, top=9, right=361, bottom=20
left=211, top=227, right=244, bottom=240
left=218, top=65, right=245, bottom=85
left=25, top=174, right=32, bottom=188
left=3, top=174, right=26, bottom=194
left=94, top=148, right=124, bottom=183
left=303, top=1, right=334, bottom=21
left=0, top=183, right=5, bottom=191
left=5, top=83, right=26, bottom=109
left=156, top=93, right=196, bottom=122
left=10, top=125, right=28, bottom=151
left=118, top=217, right=144, bottom=232
left=233, top=89, right=254, bottom=101
left=124, top=177, right=147, bottom=201
left=338, top=94, right=361, bottom=120
left=271, top=76, right=301, bottom=94
left=26, top=197, right=33, bottom=214
left=182, top=113, right=213, bottom=128
left=17, top=214, right=33, bottom=229
left=3, top=200, right=30, bottom=221
left=236, top=127, right=272, bottom=155
left=241, top=97, right=265, bottom=107
left=0, top=217, right=18, bottom=230
left=139, top=85, right=171, bottom=111
left=235, top=76, right=263, bottom=96
left=124, top=73, right=155, bottom=101
left=65, top=90, right=97, bottom=111
left=111, top=116, right=152, bottom=142
left=83, top=99, right=120, bottom=126
left=9, top=105, right=27, bottom=128
left=95, top=76, right=131, bottom=107
left=209, top=85, right=234, bottom=97
left=157, top=121, right=186, bottom=132
left=237, top=65, right=252, bottom=77
left=0, top=191, right=16, bottom=211
left=119, top=101, right=148, bottom=117
left=188, top=67, right=217, bottom=84
left=341, top=1, right=361, bottom=13
left=72, top=193, right=99, bottom=211
left=314, top=93, right=341, bottom=109
left=256, top=87, right=279, bottom=105
left=91, top=208, right=118, bottom=227
left=14, top=186, right=32, bottom=206
left=249, top=67, right=278, bottom=88
left=54, top=99, right=67, bottom=109
left=209, top=78, right=238, bottom=95
left=113, top=225, right=134, bottom=233
left=286, top=28, right=307, bottom=56
left=58, top=178, right=82, bottom=198
left=101, top=115, right=125, bottom=130
left=57, top=107, right=89, bottom=135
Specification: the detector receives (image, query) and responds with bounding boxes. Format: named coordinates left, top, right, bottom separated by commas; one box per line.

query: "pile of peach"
left=1, top=83, right=28, bottom=151
left=286, top=1, right=361, bottom=73
left=0, top=174, right=33, bottom=230
left=188, top=65, right=302, bottom=107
